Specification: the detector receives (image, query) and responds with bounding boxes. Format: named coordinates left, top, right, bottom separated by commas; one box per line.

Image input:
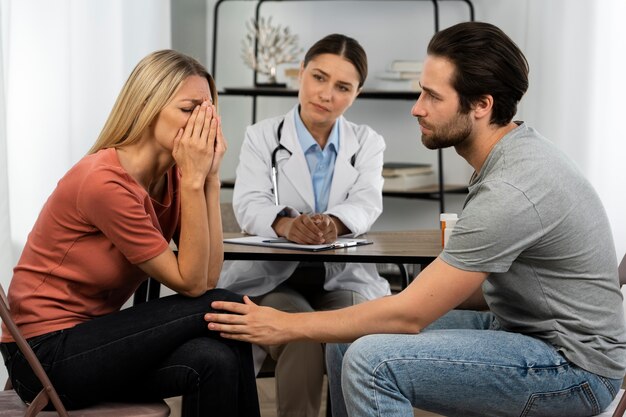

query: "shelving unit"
left=211, top=0, right=474, bottom=212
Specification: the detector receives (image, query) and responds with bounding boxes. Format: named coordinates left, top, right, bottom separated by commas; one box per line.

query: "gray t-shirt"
left=440, top=122, right=626, bottom=379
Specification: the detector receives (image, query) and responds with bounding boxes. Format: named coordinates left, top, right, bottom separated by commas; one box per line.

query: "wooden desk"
left=134, top=230, right=442, bottom=304
left=224, top=230, right=442, bottom=288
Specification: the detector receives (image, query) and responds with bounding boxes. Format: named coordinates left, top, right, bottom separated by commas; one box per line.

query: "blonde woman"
left=0, top=50, right=260, bottom=417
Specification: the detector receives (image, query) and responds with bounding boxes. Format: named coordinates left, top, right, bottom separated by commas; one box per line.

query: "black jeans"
left=0, top=289, right=260, bottom=417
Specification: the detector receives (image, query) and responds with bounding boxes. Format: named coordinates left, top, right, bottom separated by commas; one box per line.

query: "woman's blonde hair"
left=89, top=49, right=217, bottom=154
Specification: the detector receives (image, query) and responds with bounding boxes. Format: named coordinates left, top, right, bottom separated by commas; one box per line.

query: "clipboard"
left=223, top=236, right=373, bottom=252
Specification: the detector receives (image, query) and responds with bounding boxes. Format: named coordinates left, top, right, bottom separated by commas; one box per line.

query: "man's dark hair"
left=428, top=22, right=529, bottom=126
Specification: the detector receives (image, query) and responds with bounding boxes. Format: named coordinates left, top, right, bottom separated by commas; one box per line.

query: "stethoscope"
left=271, top=119, right=290, bottom=205
left=270, top=117, right=356, bottom=206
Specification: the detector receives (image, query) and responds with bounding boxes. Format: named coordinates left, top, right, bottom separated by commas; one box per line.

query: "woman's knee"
left=203, top=288, right=244, bottom=304
left=177, top=338, right=240, bottom=382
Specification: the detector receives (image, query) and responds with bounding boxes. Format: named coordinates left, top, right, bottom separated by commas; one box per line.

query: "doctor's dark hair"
left=89, top=49, right=217, bottom=154
left=427, top=22, right=529, bottom=126
left=304, top=34, right=368, bottom=88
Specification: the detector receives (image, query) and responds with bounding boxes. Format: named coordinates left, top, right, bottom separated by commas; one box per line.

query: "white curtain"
left=0, top=0, right=12, bottom=282
left=522, top=0, right=626, bottom=259
left=6, top=0, right=171, bottom=261
left=0, top=0, right=170, bottom=386
left=589, top=0, right=626, bottom=261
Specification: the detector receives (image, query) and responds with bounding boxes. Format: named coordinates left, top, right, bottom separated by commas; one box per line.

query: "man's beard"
left=419, top=111, right=473, bottom=150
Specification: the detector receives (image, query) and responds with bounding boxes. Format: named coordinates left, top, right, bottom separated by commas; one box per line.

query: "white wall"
left=6, top=1, right=171, bottom=262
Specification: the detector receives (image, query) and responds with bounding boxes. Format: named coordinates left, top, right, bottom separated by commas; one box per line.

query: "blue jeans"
left=0, top=289, right=260, bottom=417
left=326, top=310, right=622, bottom=417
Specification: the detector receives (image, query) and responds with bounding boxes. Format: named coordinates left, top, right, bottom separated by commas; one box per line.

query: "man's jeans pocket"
left=521, top=381, right=599, bottom=417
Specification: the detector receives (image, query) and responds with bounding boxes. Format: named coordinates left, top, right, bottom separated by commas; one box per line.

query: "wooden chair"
left=0, top=283, right=170, bottom=417
left=597, top=253, right=626, bottom=417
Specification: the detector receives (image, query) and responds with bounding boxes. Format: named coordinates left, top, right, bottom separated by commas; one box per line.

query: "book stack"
left=375, top=60, right=423, bottom=92
left=382, top=162, right=436, bottom=191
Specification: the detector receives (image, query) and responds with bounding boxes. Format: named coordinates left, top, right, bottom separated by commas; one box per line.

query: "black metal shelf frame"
left=210, top=0, right=474, bottom=212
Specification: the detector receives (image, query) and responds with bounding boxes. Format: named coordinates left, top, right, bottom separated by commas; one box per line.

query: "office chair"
left=0, top=283, right=170, bottom=417
left=597, top=253, right=626, bottom=417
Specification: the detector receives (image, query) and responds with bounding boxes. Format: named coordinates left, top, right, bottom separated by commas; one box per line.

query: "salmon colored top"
left=1, top=148, right=180, bottom=342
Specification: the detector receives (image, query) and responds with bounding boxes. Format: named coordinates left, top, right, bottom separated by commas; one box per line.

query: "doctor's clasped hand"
left=272, top=212, right=343, bottom=244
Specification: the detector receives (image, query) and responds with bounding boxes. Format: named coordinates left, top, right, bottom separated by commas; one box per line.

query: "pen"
left=262, top=238, right=291, bottom=243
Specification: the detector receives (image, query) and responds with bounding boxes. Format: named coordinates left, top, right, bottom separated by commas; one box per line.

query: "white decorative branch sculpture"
left=241, top=17, right=302, bottom=85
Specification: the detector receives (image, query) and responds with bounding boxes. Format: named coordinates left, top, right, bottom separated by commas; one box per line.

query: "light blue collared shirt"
left=294, top=110, right=339, bottom=213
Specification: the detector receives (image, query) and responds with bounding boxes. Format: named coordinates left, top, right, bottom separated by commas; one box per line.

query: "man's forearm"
left=289, top=294, right=422, bottom=343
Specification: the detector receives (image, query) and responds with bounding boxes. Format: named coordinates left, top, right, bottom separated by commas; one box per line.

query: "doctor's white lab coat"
left=218, top=106, right=391, bottom=299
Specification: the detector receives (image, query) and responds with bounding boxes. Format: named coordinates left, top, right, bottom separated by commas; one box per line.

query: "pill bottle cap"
left=440, top=213, right=458, bottom=222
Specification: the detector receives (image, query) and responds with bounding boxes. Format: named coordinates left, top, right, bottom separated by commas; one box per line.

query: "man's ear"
left=473, top=95, right=493, bottom=120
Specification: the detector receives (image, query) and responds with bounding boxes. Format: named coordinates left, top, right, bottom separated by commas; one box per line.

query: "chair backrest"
left=0, top=283, right=70, bottom=416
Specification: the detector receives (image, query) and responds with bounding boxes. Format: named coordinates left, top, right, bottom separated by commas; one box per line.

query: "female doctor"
left=219, top=34, right=390, bottom=417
